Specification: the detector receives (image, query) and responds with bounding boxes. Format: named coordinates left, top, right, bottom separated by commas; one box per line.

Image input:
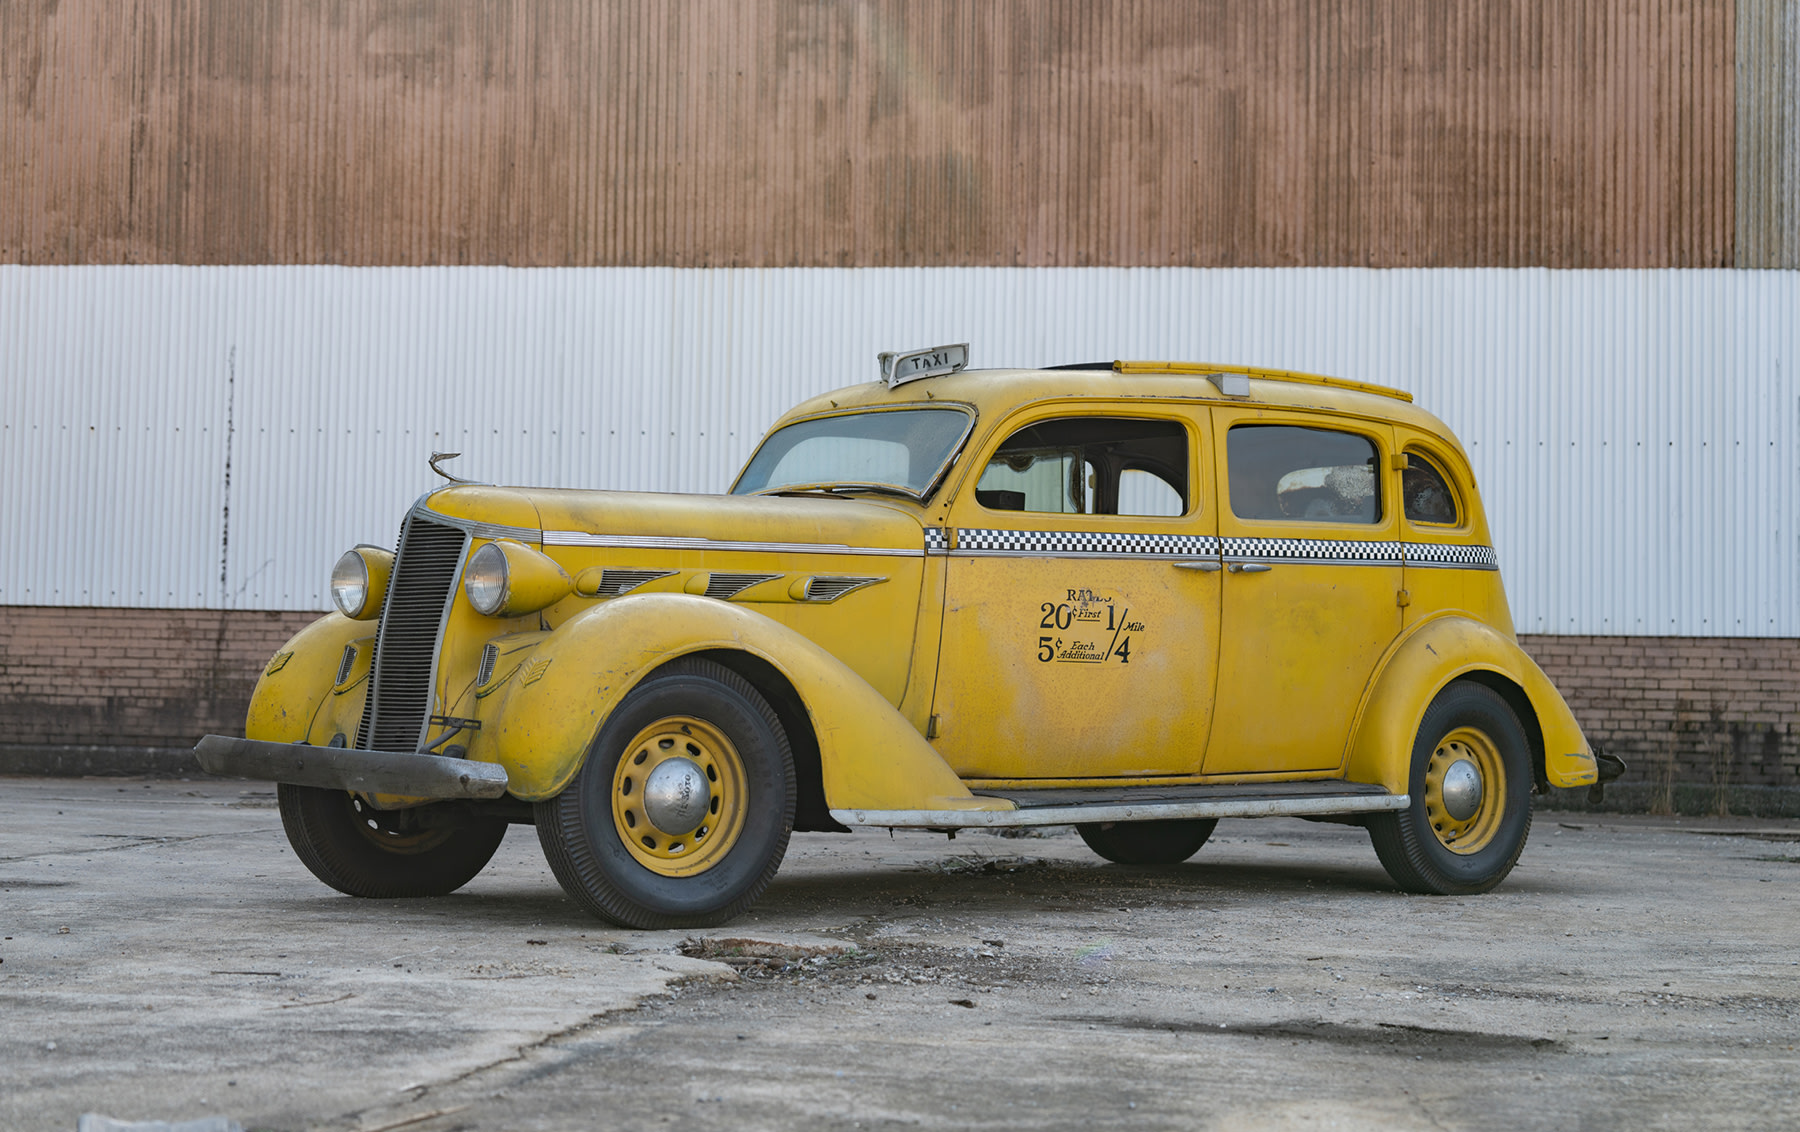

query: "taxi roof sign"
left=879, top=343, right=970, bottom=388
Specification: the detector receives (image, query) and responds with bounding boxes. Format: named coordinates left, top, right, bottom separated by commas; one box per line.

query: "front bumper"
left=194, top=735, right=510, bottom=800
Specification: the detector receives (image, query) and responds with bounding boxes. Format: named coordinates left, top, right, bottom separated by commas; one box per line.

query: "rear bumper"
left=193, top=735, right=510, bottom=800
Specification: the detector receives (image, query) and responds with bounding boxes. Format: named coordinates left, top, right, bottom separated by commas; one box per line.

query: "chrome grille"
left=355, top=516, right=467, bottom=751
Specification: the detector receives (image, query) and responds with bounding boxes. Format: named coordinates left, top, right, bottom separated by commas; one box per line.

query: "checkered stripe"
left=926, top=527, right=1498, bottom=569
left=1404, top=542, right=1499, bottom=570
left=1220, top=537, right=1405, bottom=566
left=945, top=528, right=1221, bottom=557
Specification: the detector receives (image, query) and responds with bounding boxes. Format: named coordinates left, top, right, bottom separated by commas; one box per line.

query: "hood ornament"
left=429, top=451, right=473, bottom=484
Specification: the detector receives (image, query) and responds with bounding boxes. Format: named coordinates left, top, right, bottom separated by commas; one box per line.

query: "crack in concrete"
left=329, top=986, right=693, bottom=1130
left=1068, top=1014, right=1566, bottom=1055
left=0, top=827, right=279, bottom=863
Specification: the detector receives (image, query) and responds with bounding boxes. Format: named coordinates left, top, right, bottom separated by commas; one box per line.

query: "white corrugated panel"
left=2, top=265, right=1794, bottom=635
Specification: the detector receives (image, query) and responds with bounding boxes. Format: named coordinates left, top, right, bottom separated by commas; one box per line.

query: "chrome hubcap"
left=641, top=756, right=711, bottom=835
left=1440, top=758, right=1483, bottom=822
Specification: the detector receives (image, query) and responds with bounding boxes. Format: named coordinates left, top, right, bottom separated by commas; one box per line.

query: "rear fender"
left=1347, top=615, right=1595, bottom=792
left=484, top=593, right=1005, bottom=811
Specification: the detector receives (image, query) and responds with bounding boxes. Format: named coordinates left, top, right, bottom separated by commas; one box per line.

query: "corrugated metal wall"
left=1738, top=0, right=1800, bottom=266
left=0, top=0, right=1744, bottom=269
left=3, top=265, right=1794, bottom=638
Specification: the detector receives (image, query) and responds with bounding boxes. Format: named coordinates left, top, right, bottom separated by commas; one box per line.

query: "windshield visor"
left=732, top=406, right=974, bottom=499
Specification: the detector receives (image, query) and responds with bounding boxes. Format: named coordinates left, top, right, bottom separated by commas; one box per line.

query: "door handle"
left=1227, top=562, right=1273, bottom=573
left=1173, top=560, right=1223, bottom=572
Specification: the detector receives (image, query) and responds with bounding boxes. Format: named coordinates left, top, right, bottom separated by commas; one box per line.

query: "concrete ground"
left=2, top=778, right=1796, bottom=1132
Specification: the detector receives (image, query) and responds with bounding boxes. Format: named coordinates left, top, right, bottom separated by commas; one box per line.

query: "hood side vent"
left=706, top=572, right=782, bottom=599
left=801, top=575, right=887, bottom=603
left=588, top=568, right=677, bottom=596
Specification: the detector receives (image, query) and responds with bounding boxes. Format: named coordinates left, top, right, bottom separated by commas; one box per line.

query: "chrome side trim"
left=420, top=512, right=542, bottom=543
left=543, top=531, right=925, bottom=558
left=829, top=792, right=1410, bottom=828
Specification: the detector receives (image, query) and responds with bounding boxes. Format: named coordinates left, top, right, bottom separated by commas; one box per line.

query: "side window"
left=1227, top=424, right=1381, bottom=524
left=1402, top=452, right=1460, bottom=525
left=975, top=417, right=1188, bottom=516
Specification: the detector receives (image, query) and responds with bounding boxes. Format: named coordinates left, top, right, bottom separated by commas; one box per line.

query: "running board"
left=830, top=783, right=1408, bottom=830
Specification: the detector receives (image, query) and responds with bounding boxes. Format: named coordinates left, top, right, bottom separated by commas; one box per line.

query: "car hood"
left=419, top=484, right=929, bottom=553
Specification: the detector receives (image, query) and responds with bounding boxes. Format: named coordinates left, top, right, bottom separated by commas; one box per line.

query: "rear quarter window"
left=1402, top=452, right=1461, bottom=525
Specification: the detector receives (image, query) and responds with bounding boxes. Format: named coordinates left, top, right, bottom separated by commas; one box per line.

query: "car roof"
left=778, top=362, right=1468, bottom=453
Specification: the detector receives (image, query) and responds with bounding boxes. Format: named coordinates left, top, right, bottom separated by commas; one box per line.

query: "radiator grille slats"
left=355, top=517, right=466, bottom=752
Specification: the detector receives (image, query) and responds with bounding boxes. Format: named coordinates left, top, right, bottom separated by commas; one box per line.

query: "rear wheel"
left=277, top=784, right=507, bottom=898
left=1368, top=682, right=1533, bottom=895
left=535, top=658, right=795, bottom=929
left=1077, top=818, right=1216, bottom=865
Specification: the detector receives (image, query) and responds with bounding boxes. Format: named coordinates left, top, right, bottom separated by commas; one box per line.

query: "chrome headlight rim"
left=463, top=542, right=511, bottom=617
left=331, top=550, right=372, bottom=619
left=331, top=545, right=394, bottom=621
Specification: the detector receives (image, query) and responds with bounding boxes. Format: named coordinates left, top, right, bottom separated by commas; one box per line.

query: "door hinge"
left=1396, top=589, right=1412, bottom=607
left=927, top=714, right=941, bottom=739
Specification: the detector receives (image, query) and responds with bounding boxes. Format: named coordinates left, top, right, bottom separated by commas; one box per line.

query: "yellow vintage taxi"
left=196, top=347, right=1617, bottom=928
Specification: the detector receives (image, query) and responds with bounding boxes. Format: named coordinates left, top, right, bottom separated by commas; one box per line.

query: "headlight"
left=331, top=547, right=393, bottom=620
left=463, top=540, right=572, bottom=618
left=463, top=543, right=509, bottom=616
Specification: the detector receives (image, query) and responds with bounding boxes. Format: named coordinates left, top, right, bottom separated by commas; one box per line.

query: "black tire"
left=1077, top=818, right=1217, bottom=865
left=277, top=783, right=508, bottom=898
left=534, top=658, right=795, bottom=929
left=1367, top=681, right=1533, bottom=895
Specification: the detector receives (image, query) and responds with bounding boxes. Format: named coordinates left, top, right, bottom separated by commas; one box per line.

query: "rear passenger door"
left=929, top=406, right=1222, bottom=781
left=1203, top=411, right=1404, bottom=776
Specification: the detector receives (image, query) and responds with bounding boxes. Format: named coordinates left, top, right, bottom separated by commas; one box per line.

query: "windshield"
left=732, top=406, right=974, bottom=499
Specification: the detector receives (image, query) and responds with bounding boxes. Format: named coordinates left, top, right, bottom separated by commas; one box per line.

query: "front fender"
left=482, top=593, right=1007, bottom=812
left=245, top=613, right=371, bottom=743
left=1346, top=615, right=1595, bottom=792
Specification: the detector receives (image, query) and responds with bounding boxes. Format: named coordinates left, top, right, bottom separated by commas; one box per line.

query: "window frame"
left=729, top=401, right=978, bottom=502
left=1222, top=419, right=1389, bottom=528
left=1399, top=446, right=1469, bottom=530
left=961, top=406, right=1201, bottom=521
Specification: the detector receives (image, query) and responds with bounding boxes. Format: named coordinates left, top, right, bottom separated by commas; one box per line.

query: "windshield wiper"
left=756, top=483, right=919, bottom=501
left=761, top=488, right=854, bottom=501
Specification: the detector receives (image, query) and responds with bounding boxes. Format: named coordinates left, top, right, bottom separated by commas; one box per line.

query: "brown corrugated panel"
left=1736, top=0, right=1799, bottom=267
left=0, top=0, right=1737, bottom=267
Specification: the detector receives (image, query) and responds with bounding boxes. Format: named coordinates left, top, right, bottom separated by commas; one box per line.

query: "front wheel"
left=1077, top=818, right=1216, bottom=864
left=535, top=658, right=795, bottom=929
left=1367, top=682, right=1533, bottom=895
left=277, top=784, right=508, bottom=898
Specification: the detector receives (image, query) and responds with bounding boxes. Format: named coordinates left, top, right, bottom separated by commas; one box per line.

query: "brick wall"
left=2, top=608, right=1796, bottom=794
left=1518, top=635, right=1800, bottom=791
left=0, top=607, right=321, bottom=750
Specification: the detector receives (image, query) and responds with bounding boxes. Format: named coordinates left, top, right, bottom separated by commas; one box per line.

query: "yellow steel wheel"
left=536, top=657, right=795, bottom=929
left=611, top=715, right=748, bottom=877
left=1369, top=682, right=1532, bottom=895
left=1423, top=726, right=1506, bottom=855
